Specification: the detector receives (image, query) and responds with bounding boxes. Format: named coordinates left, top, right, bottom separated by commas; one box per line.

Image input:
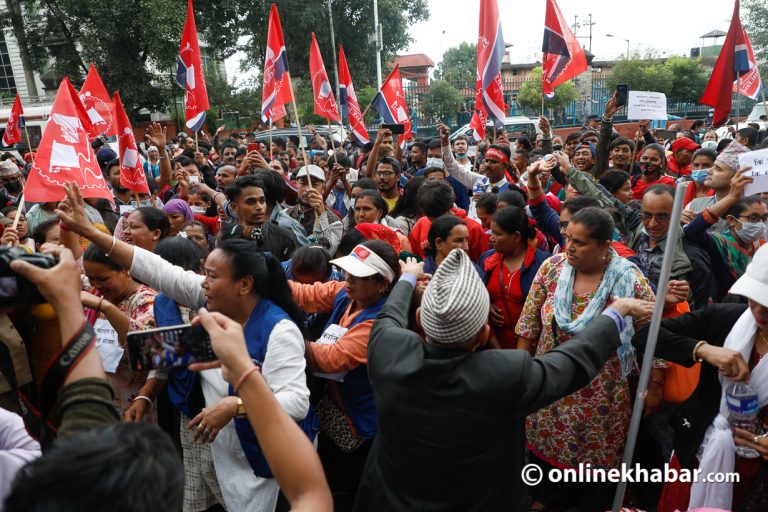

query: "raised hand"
left=56, top=182, right=95, bottom=238
left=146, top=122, right=167, bottom=149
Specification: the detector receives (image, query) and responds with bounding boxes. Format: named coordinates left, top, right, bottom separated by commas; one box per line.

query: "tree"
left=517, top=67, right=579, bottom=111
left=435, top=42, right=476, bottom=84
left=744, top=0, right=768, bottom=64
left=606, top=57, right=708, bottom=101
left=217, top=0, right=429, bottom=89
left=419, top=81, right=464, bottom=124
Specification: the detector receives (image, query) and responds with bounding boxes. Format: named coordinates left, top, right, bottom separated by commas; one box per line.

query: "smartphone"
left=247, top=143, right=260, bottom=153
left=127, top=324, right=214, bottom=371
left=615, top=84, right=629, bottom=108
left=381, top=123, right=405, bottom=135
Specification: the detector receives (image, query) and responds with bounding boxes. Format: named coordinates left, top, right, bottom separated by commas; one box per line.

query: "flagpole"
left=327, top=119, right=339, bottom=165
left=22, top=125, right=34, bottom=153
left=268, top=118, right=274, bottom=160
left=735, top=72, right=741, bottom=129
left=9, top=192, right=24, bottom=236
left=194, top=130, right=199, bottom=152
left=285, top=73, right=313, bottom=187
left=541, top=94, right=544, bottom=118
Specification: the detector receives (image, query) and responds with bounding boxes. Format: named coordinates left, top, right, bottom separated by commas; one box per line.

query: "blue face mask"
left=691, top=169, right=709, bottom=183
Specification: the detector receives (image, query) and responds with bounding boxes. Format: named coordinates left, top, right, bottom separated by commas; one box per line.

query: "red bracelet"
left=233, top=365, right=261, bottom=394
left=59, top=221, right=71, bottom=232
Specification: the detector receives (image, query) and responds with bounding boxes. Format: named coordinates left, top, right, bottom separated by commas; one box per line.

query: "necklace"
left=756, top=330, right=768, bottom=353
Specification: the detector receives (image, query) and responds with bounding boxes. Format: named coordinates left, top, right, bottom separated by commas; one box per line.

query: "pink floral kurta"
left=515, top=254, right=655, bottom=469
left=91, top=284, right=158, bottom=422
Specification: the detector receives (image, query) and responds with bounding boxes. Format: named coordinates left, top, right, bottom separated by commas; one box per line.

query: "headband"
left=485, top=148, right=509, bottom=164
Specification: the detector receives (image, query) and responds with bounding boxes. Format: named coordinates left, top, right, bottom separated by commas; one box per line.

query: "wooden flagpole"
left=327, top=119, right=339, bottom=166
left=268, top=118, right=274, bottom=160
left=285, top=73, right=312, bottom=187
left=347, top=103, right=372, bottom=138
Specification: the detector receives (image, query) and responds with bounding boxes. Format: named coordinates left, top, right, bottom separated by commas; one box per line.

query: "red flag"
left=261, top=4, right=293, bottom=122
left=700, top=0, right=751, bottom=127
left=79, top=64, right=116, bottom=139
left=469, top=86, right=487, bottom=141
left=24, top=78, right=112, bottom=202
left=476, top=0, right=506, bottom=123
left=541, top=0, right=587, bottom=97
left=176, top=0, right=209, bottom=132
left=113, top=92, right=149, bottom=194
left=371, top=65, right=412, bottom=141
left=732, top=30, right=762, bottom=100
left=2, top=94, right=23, bottom=147
left=338, top=44, right=369, bottom=145
left=64, top=76, right=93, bottom=138
left=309, top=33, right=341, bottom=124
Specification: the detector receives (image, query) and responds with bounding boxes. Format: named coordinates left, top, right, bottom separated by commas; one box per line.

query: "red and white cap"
left=331, top=244, right=396, bottom=283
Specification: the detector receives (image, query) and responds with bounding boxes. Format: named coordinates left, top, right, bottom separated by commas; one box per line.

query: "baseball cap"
left=730, top=244, right=768, bottom=308
left=296, top=165, right=326, bottom=183
left=330, top=244, right=396, bottom=282
left=671, top=138, right=700, bottom=152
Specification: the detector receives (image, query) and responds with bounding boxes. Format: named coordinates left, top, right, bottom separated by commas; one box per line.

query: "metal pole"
left=373, top=0, right=382, bottom=88
left=327, top=0, right=340, bottom=107
left=736, top=72, right=740, bottom=128
left=611, top=183, right=690, bottom=512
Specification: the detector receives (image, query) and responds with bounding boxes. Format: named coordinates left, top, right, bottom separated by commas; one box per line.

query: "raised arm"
left=438, top=121, right=483, bottom=188
left=365, top=126, right=390, bottom=179
left=595, top=94, right=618, bottom=176
left=146, top=123, right=172, bottom=191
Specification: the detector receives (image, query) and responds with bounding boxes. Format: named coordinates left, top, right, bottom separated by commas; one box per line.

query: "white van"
left=0, top=103, right=52, bottom=151
left=449, top=116, right=542, bottom=142
left=745, top=103, right=767, bottom=130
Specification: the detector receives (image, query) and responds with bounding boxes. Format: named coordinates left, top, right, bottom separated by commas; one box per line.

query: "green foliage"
left=517, top=68, right=579, bottom=110
left=606, top=57, right=708, bottom=101
left=206, top=0, right=430, bottom=89
left=744, top=0, right=768, bottom=63
left=419, top=81, right=464, bottom=124
left=435, top=42, right=476, bottom=84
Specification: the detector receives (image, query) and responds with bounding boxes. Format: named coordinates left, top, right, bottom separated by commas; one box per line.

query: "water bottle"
left=726, top=382, right=761, bottom=459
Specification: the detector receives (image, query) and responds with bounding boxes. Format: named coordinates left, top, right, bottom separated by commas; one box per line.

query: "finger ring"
left=197, top=423, right=206, bottom=431
left=754, top=435, right=761, bottom=444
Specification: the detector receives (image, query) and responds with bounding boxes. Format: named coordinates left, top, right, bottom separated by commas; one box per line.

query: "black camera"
left=0, top=247, right=56, bottom=308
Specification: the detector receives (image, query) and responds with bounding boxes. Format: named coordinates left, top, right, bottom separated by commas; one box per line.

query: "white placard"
left=119, top=204, right=136, bottom=215
left=627, top=91, right=668, bottom=121
left=313, top=323, right=348, bottom=382
left=94, top=317, right=124, bottom=373
left=741, top=148, right=768, bottom=197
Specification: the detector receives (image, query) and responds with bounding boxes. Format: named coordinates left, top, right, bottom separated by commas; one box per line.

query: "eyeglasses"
left=374, top=171, right=396, bottom=177
left=738, top=214, right=768, bottom=223
left=641, top=212, right=671, bottom=223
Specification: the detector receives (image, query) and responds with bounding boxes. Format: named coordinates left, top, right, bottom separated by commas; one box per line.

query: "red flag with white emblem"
left=309, top=33, right=341, bottom=124
left=24, top=78, right=112, bottom=202
left=79, top=64, right=116, bottom=139
left=176, top=0, right=209, bottom=132
left=2, top=94, right=23, bottom=147
left=113, top=92, right=149, bottom=194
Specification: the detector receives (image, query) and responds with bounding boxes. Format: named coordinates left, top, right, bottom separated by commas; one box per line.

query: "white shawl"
left=689, top=309, right=768, bottom=510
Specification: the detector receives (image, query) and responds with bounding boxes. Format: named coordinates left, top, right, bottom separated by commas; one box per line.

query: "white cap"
left=296, top=164, right=326, bottom=182
left=330, top=244, right=396, bottom=283
left=730, top=244, right=768, bottom=307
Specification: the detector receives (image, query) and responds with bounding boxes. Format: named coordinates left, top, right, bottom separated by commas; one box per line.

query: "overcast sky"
left=226, top=0, right=740, bottom=87
left=407, top=0, right=737, bottom=65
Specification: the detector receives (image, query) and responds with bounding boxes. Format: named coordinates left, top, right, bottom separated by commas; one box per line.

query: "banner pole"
left=611, top=184, right=689, bottom=511
left=285, top=73, right=312, bottom=187
left=327, top=119, right=339, bottom=166
left=348, top=103, right=372, bottom=138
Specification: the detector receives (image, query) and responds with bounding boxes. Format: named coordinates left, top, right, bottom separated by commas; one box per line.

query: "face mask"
left=190, top=206, right=206, bottom=215
left=426, top=157, right=443, bottom=168
left=336, top=179, right=344, bottom=188
left=455, top=152, right=467, bottom=159
left=4, top=179, right=21, bottom=193
left=690, top=169, right=709, bottom=183
left=737, top=221, right=766, bottom=243
left=638, top=162, right=662, bottom=175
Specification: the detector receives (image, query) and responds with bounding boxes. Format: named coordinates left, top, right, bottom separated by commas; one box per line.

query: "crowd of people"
left=1, top=95, right=768, bottom=512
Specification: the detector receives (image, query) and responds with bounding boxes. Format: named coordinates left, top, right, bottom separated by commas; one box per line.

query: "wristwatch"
left=236, top=398, right=247, bottom=418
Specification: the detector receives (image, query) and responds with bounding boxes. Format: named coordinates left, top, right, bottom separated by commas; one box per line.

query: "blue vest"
left=322, top=290, right=385, bottom=440
left=230, top=298, right=318, bottom=478
left=153, top=294, right=204, bottom=418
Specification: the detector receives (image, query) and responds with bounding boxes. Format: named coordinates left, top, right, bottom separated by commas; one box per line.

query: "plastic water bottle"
left=726, top=382, right=761, bottom=459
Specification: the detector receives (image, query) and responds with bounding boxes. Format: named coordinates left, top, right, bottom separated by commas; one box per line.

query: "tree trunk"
left=5, top=0, right=39, bottom=98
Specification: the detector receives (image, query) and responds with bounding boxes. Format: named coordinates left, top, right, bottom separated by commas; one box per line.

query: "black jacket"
left=354, top=279, right=623, bottom=512
left=632, top=303, right=747, bottom=468
left=221, top=220, right=298, bottom=262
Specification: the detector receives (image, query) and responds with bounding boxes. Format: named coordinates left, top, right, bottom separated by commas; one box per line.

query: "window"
left=0, top=34, right=17, bottom=94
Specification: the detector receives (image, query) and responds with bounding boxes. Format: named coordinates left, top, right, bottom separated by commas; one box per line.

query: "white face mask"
left=190, top=206, right=206, bottom=215
left=426, top=157, right=444, bottom=169
left=737, top=221, right=766, bottom=243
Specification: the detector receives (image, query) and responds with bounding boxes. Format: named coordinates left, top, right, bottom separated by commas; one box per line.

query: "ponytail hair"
left=216, top=239, right=305, bottom=329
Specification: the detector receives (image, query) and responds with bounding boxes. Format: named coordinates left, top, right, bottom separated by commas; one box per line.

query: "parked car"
left=448, top=116, right=542, bottom=142
left=251, top=125, right=347, bottom=148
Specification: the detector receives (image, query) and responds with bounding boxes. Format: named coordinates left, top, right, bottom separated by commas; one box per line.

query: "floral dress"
left=91, top=284, right=158, bottom=422
left=515, top=254, right=655, bottom=469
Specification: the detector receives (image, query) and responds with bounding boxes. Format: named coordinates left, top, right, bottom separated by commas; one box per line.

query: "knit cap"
left=421, top=248, right=490, bottom=344
left=715, top=140, right=749, bottom=172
